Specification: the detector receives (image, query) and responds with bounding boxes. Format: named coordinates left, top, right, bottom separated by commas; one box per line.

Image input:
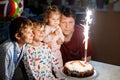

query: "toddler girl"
left=43, top=5, right=64, bottom=68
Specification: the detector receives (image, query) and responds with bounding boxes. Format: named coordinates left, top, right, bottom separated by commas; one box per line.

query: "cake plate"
left=60, top=68, right=98, bottom=80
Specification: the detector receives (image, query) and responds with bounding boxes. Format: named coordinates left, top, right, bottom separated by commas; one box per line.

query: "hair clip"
left=48, top=4, right=52, bottom=10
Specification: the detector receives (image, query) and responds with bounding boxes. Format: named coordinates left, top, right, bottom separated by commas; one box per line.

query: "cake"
left=63, top=60, right=94, bottom=78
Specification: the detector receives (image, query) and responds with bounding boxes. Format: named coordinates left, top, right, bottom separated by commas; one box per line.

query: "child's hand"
left=54, top=29, right=59, bottom=35
left=47, top=42, right=52, bottom=49
left=52, top=28, right=59, bottom=35
left=51, top=29, right=59, bottom=37
left=56, top=38, right=63, bottom=45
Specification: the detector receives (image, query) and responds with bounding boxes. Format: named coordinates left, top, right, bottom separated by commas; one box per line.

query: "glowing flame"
left=83, top=9, right=93, bottom=62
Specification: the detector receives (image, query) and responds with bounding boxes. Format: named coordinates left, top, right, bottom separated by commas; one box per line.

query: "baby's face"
left=48, top=14, right=60, bottom=27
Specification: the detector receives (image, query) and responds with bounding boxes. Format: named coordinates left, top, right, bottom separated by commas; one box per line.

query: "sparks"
left=83, top=8, right=93, bottom=62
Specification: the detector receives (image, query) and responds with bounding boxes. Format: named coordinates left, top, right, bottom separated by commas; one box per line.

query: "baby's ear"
left=15, top=33, right=21, bottom=40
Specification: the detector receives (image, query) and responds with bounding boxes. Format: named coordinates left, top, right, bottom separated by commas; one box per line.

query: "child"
left=22, top=18, right=64, bottom=80
left=0, top=17, right=34, bottom=80
left=43, top=5, right=64, bottom=68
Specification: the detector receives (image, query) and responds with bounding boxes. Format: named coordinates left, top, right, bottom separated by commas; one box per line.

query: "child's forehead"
left=33, top=25, right=45, bottom=29
left=49, top=13, right=60, bottom=18
left=50, top=11, right=60, bottom=16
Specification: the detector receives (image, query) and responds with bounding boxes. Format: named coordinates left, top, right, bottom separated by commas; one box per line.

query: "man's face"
left=60, top=14, right=75, bottom=36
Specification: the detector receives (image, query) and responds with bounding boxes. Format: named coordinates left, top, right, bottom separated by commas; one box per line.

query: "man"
left=60, top=6, right=94, bottom=65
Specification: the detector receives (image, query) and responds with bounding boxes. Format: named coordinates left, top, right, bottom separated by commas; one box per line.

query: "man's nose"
left=66, top=23, right=70, bottom=28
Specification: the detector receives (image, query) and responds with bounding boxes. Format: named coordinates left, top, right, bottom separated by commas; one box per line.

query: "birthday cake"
left=63, top=60, right=94, bottom=77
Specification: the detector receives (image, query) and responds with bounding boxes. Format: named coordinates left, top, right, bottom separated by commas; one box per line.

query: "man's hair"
left=9, top=17, right=33, bottom=41
left=60, top=6, right=76, bottom=19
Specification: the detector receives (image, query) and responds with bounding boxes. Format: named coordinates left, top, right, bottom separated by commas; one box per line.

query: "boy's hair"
left=44, top=5, right=60, bottom=23
left=9, top=17, right=33, bottom=41
left=60, top=6, right=76, bottom=19
left=30, top=18, right=46, bottom=29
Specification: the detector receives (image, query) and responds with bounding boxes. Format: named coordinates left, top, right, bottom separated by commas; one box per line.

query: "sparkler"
left=83, top=8, right=93, bottom=62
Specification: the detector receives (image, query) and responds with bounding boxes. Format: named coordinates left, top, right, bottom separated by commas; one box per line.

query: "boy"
left=0, top=17, right=34, bottom=80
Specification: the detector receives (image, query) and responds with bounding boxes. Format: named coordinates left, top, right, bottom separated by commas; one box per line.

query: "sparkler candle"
left=83, top=9, right=93, bottom=62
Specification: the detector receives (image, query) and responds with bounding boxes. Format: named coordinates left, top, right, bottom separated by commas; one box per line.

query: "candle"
left=83, top=8, right=93, bottom=62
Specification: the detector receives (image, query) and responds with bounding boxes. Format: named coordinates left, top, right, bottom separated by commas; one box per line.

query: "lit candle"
left=83, top=9, right=93, bottom=62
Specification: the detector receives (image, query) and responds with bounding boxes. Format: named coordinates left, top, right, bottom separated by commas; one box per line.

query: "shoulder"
left=40, top=42, right=51, bottom=50
left=0, top=40, right=14, bottom=57
left=45, top=25, right=50, bottom=29
left=0, top=40, right=14, bottom=50
left=73, top=25, right=84, bottom=35
left=75, top=25, right=84, bottom=31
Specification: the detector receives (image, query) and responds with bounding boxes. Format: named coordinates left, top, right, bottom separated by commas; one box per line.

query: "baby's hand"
left=56, top=38, right=63, bottom=45
left=54, top=28, right=59, bottom=35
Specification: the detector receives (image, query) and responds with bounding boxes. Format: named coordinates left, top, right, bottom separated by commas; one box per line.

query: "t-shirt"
left=23, top=42, right=60, bottom=80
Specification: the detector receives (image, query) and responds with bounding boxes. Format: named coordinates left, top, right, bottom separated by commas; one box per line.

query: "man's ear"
left=15, top=33, right=21, bottom=40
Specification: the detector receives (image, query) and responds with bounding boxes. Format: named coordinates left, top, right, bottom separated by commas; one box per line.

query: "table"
left=59, top=60, right=120, bottom=80
left=90, top=61, right=120, bottom=80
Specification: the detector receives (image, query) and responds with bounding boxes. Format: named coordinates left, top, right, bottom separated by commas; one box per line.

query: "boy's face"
left=17, top=27, right=34, bottom=45
left=33, top=25, right=45, bottom=42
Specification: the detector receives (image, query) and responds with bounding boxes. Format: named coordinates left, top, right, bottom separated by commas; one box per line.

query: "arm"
left=0, top=41, right=11, bottom=80
left=58, top=27, right=64, bottom=42
left=51, top=54, right=66, bottom=79
left=5, top=52, right=10, bottom=80
left=22, top=49, right=39, bottom=80
left=56, top=27, right=65, bottom=45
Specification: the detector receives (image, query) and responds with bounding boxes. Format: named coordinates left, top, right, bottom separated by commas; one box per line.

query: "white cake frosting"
left=65, top=61, right=93, bottom=72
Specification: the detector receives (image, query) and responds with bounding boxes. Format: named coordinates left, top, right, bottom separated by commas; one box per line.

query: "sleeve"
left=23, top=48, right=39, bottom=80
left=44, top=26, right=53, bottom=43
left=27, top=55, right=39, bottom=80
left=51, top=54, right=66, bottom=79
left=44, top=33, right=53, bottom=43
left=5, top=50, right=11, bottom=80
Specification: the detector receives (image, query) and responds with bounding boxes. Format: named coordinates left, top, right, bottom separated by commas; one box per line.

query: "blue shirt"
left=0, top=40, right=26, bottom=80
